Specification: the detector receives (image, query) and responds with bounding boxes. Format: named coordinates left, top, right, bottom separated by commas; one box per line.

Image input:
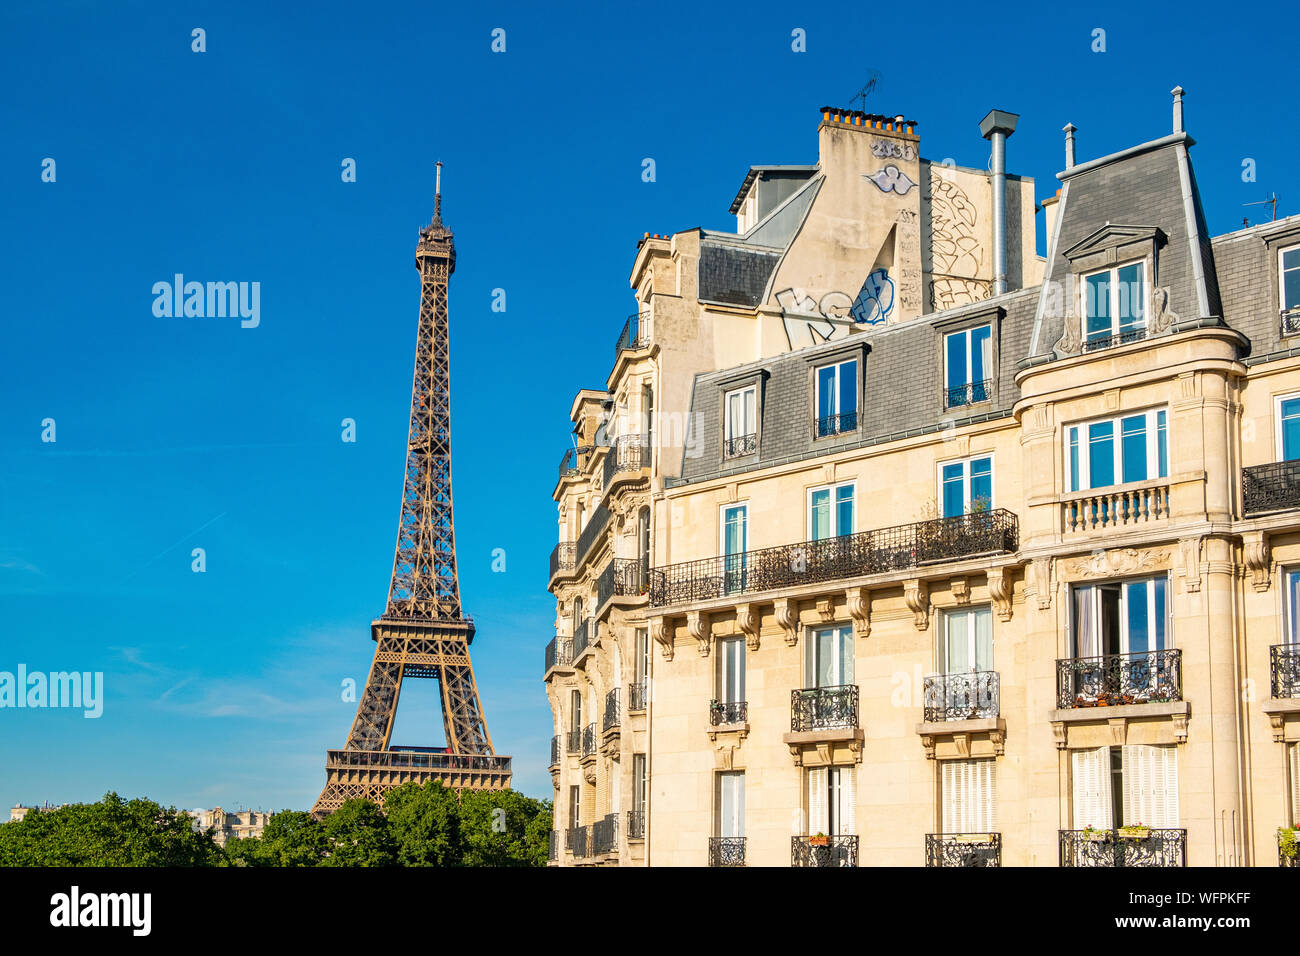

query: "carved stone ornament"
left=1178, top=536, right=1204, bottom=593
left=987, top=568, right=1013, bottom=622
left=846, top=587, right=872, bottom=639
left=1028, top=557, right=1053, bottom=610
left=904, top=579, right=929, bottom=630
left=687, top=610, right=711, bottom=658
left=816, top=596, right=834, bottom=622
left=1150, top=286, right=1179, bottom=334
left=950, top=576, right=970, bottom=606
left=1053, top=313, right=1081, bottom=356
left=1062, top=547, right=1171, bottom=580
left=1243, top=531, right=1271, bottom=593
left=774, top=598, right=800, bottom=647
left=736, top=603, right=761, bottom=652
left=650, top=616, right=673, bottom=662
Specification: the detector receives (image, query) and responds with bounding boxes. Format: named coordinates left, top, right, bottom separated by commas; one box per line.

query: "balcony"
left=549, top=542, right=576, bottom=581
left=602, top=434, right=651, bottom=491
left=923, top=671, right=999, bottom=721
left=573, top=618, right=593, bottom=659
left=548, top=735, right=560, bottom=768
left=602, top=688, right=621, bottom=733
left=647, top=510, right=1018, bottom=607
left=581, top=723, right=596, bottom=758
left=1272, top=644, right=1300, bottom=698
left=1243, top=460, right=1300, bottom=516
left=576, top=503, right=611, bottom=569
left=1082, top=326, right=1148, bottom=354
left=627, top=679, right=648, bottom=713
left=1061, top=481, right=1169, bottom=533
left=544, top=636, right=573, bottom=675
left=615, top=311, right=650, bottom=359
left=1280, top=308, right=1300, bottom=338
left=708, top=836, right=746, bottom=867
left=566, top=729, right=581, bottom=755
left=596, top=558, right=648, bottom=613
left=1056, top=649, right=1182, bottom=709
left=570, top=825, right=591, bottom=859
left=1059, top=828, right=1186, bottom=867
left=626, top=809, right=645, bottom=841
left=945, top=378, right=992, bottom=409
left=791, top=685, right=859, bottom=732
left=593, top=812, right=619, bottom=856
left=815, top=411, right=858, bottom=438
left=557, top=448, right=579, bottom=482
left=925, top=833, right=1001, bottom=867
left=791, top=835, right=858, bottom=867
left=723, top=432, right=758, bottom=459
left=709, top=699, right=748, bottom=726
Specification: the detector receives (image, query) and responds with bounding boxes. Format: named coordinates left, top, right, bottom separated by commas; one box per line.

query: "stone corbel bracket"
left=846, top=586, right=872, bottom=639
left=774, top=598, right=801, bottom=647
left=904, top=579, right=929, bottom=630
left=950, top=576, right=970, bottom=606
left=650, top=616, right=673, bottom=662
left=987, top=568, right=1013, bottom=622
left=687, top=610, right=711, bottom=658
left=1028, top=557, right=1053, bottom=610
left=1179, top=535, right=1205, bottom=594
left=1243, top=530, right=1271, bottom=593
left=736, top=603, right=761, bottom=652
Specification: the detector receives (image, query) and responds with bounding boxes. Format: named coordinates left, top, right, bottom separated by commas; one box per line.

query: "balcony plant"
left=1082, top=825, right=1109, bottom=843
left=1280, top=826, right=1299, bottom=862
left=1118, top=823, right=1151, bottom=840
left=809, top=832, right=829, bottom=847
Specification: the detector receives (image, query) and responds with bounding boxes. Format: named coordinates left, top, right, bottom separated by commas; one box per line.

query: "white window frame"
left=723, top=385, right=757, bottom=445
left=1064, top=408, right=1168, bottom=492
left=807, top=480, right=856, bottom=539
left=716, top=636, right=745, bottom=705
left=943, top=324, right=992, bottom=393
left=937, top=454, right=995, bottom=515
left=941, top=758, right=997, bottom=833
left=814, top=358, right=858, bottom=431
left=1080, top=259, right=1148, bottom=343
left=1285, top=569, right=1300, bottom=645
left=719, top=502, right=748, bottom=555
left=1069, top=574, right=1171, bottom=658
left=1274, top=391, right=1300, bottom=461
left=805, top=624, right=854, bottom=688
left=716, top=771, right=745, bottom=839
left=938, top=604, right=994, bottom=674
left=806, top=765, right=856, bottom=836
left=1280, top=243, right=1300, bottom=314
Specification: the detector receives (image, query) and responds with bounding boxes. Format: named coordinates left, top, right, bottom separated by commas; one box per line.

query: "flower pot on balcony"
left=809, top=834, right=830, bottom=847
left=1084, top=829, right=1109, bottom=842
left=1118, top=826, right=1150, bottom=840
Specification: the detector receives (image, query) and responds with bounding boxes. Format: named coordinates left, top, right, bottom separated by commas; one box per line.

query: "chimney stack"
left=1063, top=123, right=1077, bottom=168
left=1172, top=86, right=1185, bottom=133
left=980, top=109, right=1019, bottom=297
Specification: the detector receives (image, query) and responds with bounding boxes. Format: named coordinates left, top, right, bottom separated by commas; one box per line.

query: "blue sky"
left=1, top=0, right=1296, bottom=813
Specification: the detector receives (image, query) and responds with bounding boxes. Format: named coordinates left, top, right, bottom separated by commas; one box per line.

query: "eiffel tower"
left=312, top=165, right=511, bottom=816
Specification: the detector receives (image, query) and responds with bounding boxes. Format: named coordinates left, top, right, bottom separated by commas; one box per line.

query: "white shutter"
left=1159, top=745, right=1179, bottom=829
left=808, top=767, right=828, bottom=834
left=978, top=759, right=997, bottom=833
left=942, top=761, right=965, bottom=832
left=1072, top=747, right=1113, bottom=829
left=841, top=767, right=856, bottom=836
left=1122, top=744, right=1178, bottom=828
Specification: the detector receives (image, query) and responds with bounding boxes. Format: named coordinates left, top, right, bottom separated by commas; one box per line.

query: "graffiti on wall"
left=777, top=268, right=895, bottom=349
left=928, top=171, right=990, bottom=309
left=865, top=164, right=916, bottom=195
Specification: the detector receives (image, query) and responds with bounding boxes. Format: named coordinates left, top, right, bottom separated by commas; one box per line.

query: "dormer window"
left=1083, top=261, right=1146, bottom=352
left=1281, top=245, right=1300, bottom=334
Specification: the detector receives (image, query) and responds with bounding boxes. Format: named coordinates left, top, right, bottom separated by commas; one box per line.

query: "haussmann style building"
left=542, top=89, right=1300, bottom=868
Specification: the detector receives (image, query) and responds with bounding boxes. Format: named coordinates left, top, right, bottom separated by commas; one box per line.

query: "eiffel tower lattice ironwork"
left=312, top=165, right=511, bottom=816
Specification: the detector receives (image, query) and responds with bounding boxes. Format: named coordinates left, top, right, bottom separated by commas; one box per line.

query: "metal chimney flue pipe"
left=980, top=109, right=1020, bottom=297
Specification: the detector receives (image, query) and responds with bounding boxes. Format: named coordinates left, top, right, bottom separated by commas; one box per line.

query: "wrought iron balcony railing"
left=603, top=687, right=621, bottom=732
left=615, top=311, right=650, bottom=359
left=1243, top=459, right=1300, bottom=516
left=1059, top=828, right=1186, bottom=867
left=923, top=671, right=1000, bottom=721
left=724, top=432, right=758, bottom=458
left=626, top=809, right=646, bottom=840
left=945, top=378, right=992, bottom=409
left=708, top=836, right=746, bottom=867
left=573, top=618, right=592, bottom=658
left=603, top=434, right=651, bottom=489
left=1082, top=326, right=1148, bottom=353
left=1272, top=644, right=1300, bottom=698
left=709, top=699, right=747, bottom=725
left=566, top=729, right=581, bottom=754
left=815, top=410, right=858, bottom=438
left=570, top=825, right=591, bottom=859
left=627, top=679, right=648, bottom=712
left=544, top=636, right=573, bottom=673
left=581, top=723, right=596, bottom=757
left=791, top=685, right=859, bottom=732
left=1280, top=308, right=1300, bottom=338
left=593, top=812, right=619, bottom=855
left=925, top=833, right=1001, bottom=867
left=791, top=835, right=859, bottom=867
left=647, top=510, right=1018, bottom=607
left=597, top=558, right=648, bottom=611
left=576, top=503, right=611, bottom=569
left=557, top=448, right=579, bottom=481
left=1056, top=648, right=1182, bottom=709
left=549, top=542, right=576, bottom=580
left=549, top=735, right=560, bottom=767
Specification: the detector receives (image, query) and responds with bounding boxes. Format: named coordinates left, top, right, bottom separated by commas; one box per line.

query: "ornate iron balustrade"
left=1281, top=309, right=1300, bottom=338
left=1062, top=483, right=1169, bottom=532
left=566, top=729, right=581, bottom=754
left=549, top=735, right=560, bottom=767
left=593, top=813, right=619, bottom=855
left=1059, top=828, right=1186, bottom=867
left=603, top=434, right=651, bottom=488
left=925, top=833, right=1001, bottom=867
left=548, top=829, right=558, bottom=861
left=708, top=836, right=746, bottom=867
left=815, top=411, right=858, bottom=438
left=923, top=671, right=1000, bottom=721
left=1082, top=326, right=1148, bottom=353
left=647, top=510, right=1018, bottom=607
left=576, top=503, right=611, bottom=568
left=627, top=679, right=648, bottom=712
left=603, top=687, right=621, bottom=732
left=557, top=448, right=579, bottom=481
left=709, top=699, right=748, bottom=725
left=615, top=311, right=650, bottom=358
left=573, top=618, right=592, bottom=658
left=324, top=750, right=512, bottom=773
left=581, top=723, right=596, bottom=757
left=792, top=835, right=859, bottom=867
left=1056, top=648, right=1182, bottom=709
left=597, top=558, right=648, bottom=611
left=945, top=378, right=992, bottom=409
left=791, top=685, right=859, bottom=732
left=570, top=825, right=592, bottom=859
left=627, top=809, right=646, bottom=840
left=1272, top=644, right=1300, bottom=698
left=724, top=432, right=758, bottom=458
left=550, top=542, right=576, bottom=580
left=1243, top=460, right=1300, bottom=515
left=544, top=636, right=573, bottom=673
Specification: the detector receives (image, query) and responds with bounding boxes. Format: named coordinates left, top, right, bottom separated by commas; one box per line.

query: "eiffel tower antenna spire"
left=433, top=160, right=443, bottom=224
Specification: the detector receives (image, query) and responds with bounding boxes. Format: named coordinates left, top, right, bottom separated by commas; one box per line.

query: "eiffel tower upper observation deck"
left=312, top=165, right=511, bottom=816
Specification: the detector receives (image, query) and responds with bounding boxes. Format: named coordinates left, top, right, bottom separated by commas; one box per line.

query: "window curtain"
left=1073, top=586, right=1099, bottom=657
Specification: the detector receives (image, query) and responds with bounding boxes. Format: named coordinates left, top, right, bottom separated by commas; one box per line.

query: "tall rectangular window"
left=723, top=385, right=757, bottom=457
left=716, top=636, right=745, bottom=705
left=806, top=766, right=856, bottom=836
left=1083, top=261, right=1146, bottom=348
left=632, top=754, right=646, bottom=813
left=941, top=759, right=997, bottom=833
left=1071, top=745, right=1178, bottom=829
left=716, top=772, right=745, bottom=838
left=721, top=504, right=747, bottom=594
left=634, top=628, right=649, bottom=682
left=1281, top=245, right=1300, bottom=314
left=809, top=482, right=855, bottom=539
left=1286, top=570, right=1300, bottom=645
left=806, top=624, right=854, bottom=688
left=944, top=324, right=992, bottom=407
left=939, top=606, right=993, bottom=673
left=940, top=455, right=993, bottom=517
left=1279, top=396, right=1300, bottom=461
left=815, top=359, right=858, bottom=436
left=569, top=785, right=581, bottom=829
left=1066, top=409, right=1167, bottom=492
left=1071, top=576, right=1169, bottom=657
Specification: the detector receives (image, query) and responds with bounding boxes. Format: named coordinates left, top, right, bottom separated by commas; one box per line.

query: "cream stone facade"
left=544, top=94, right=1300, bottom=867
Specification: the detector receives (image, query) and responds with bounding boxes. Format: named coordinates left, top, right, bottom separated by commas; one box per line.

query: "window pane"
left=817, top=366, right=836, bottom=419
left=1157, top=411, right=1168, bottom=478
left=1089, top=421, right=1115, bottom=487
left=1127, top=579, right=1150, bottom=655
left=1121, top=415, right=1148, bottom=483
left=839, top=361, right=858, bottom=419
left=743, top=388, right=756, bottom=433
left=1284, top=249, right=1300, bottom=311
left=971, top=325, right=991, bottom=383
left=974, top=607, right=993, bottom=671
left=970, top=457, right=992, bottom=510
left=1086, top=273, right=1111, bottom=338
left=1283, top=398, right=1300, bottom=461
left=817, top=628, right=834, bottom=687
left=1153, top=578, right=1167, bottom=651
left=810, top=489, right=830, bottom=540
left=1289, top=571, right=1300, bottom=644
left=1117, top=263, right=1144, bottom=329
left=947, top=330, right=969, bottom=388
left=1069, top=426, right=1080, bottom=492
left=835, top=485, right=854, bottom=536
left=837, top=626, right=854, bottom=684
left=945, top=611, right=971, bottom=673
left=942, top=463, right=965, bottom=518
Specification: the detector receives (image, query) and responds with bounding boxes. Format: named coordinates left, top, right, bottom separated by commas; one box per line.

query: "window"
left=1281, top=245, right=1300, bottom=314
left=643, top=385, right=655, bottom=451
left=1277, top=395, right=1300, bottom=461
left=806, top=766, right=856, bottom=836
left=632, top=754, right=647, bottom=814
left=1071, top=576, right=1169, bottom=658
left=939, top=606, right=993, bottom=673
left=1082, top=260, right=1146, bottom=349
left=716, top=636, right=745, bottom=705
left=941, top=759, right=997, bottom=832
left=569, top=689, right=582, bottom=733
left=806, top=624, right=854, bottom=688
left=940, top=455, right=992, bottom=517
left=716, top=772, right=745, bottom=838
left=637, top=507, right=651, bottom=590
left=569, top=785, right=581, bottom=829
left=1291, top=744, right=1300, bottom=826
left=815, top=359, right=858, bottom=436
left=809, top=482, right=855, bottom=539
left=1071, top=745, right=1178, bottom=829
left=944, top=325, right=992, bottom=407
left=723, top=385, right=757, bottom=457
left=634, top=628, right=649, bottom=683
left=1066, top=409, right=1167, bottom=492
left=721, top=503, right=747, bottom=593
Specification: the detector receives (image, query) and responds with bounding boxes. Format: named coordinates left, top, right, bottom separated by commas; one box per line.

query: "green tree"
left=320, top=798, right=397, bottom=866
left=383, top=780, right=463, bottom=866
left=224, top=810, right=327, bottom=867
left=457, top=789, right=551, bottom=867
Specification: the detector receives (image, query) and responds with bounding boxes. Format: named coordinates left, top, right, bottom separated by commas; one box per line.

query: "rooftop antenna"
left=849, top=70, right=882, bottom=111
left=433, top=160, right=443, bottom=223
left=1243, top=192, right=1280, bottom=224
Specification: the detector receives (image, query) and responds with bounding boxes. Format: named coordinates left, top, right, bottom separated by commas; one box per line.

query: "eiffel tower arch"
left=312, top=166, right=511, bottom=817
